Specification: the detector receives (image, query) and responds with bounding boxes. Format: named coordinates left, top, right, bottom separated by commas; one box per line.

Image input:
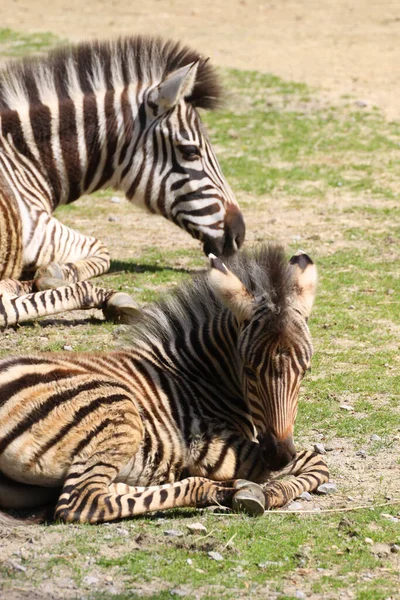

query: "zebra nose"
left=222, top=208, right=246, bottom=257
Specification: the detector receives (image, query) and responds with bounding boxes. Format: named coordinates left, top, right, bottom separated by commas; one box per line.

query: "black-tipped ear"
left=289, top=251, right=314, bottom=270
left=208, top=253, right=228, bottom=274
left=289, top=250, right=317, bottom=318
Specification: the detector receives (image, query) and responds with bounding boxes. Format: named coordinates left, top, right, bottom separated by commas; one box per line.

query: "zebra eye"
left=177, top=144, right=201, bottom=161
left=244, top=366, right=257, bottom=380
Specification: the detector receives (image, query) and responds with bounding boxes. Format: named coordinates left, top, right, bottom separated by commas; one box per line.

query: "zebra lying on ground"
left=0, top=244, right=329, bottom=523
left=0, top=36, right=245, bottom=328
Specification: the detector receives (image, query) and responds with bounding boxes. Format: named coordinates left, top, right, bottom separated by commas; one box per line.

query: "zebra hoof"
left=232, top=487, right=266, bottom=517
left=104, top=293, right=141, bottom=323
left=35, top=277, right=66, bottom=291
left=35, top=262, right=64, bottom=281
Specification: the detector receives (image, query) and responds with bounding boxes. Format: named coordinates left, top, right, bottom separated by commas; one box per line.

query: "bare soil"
left=2, top=0, right=400, bottom=119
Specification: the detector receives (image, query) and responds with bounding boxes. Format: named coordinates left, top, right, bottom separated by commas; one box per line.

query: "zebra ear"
left=152, top=60, right=200, bottom=111
left=289, top=251, right=317, bottom=318
left=208, top=254, right=255, bottom=322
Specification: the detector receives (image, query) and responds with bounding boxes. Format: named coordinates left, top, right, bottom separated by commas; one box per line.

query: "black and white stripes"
left=0, top=244, right=328, bottom=522
left=0, top=36, right=245, bottom=326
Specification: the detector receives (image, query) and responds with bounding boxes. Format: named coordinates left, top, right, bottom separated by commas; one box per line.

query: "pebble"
left=340, top=404, right=354, bottom=411
left=381, top=513, right=399, bottom=523
left=370, top=434, right=381, bottom=442
left=300, top=492, right=313, bottom=502
left=186, top=558, right=193, bottom=565
left=63, top=345, right=73, bottom=351
left=108, top=216, right=118, bottom=222
left=313, top=443, right=326, bottom=455
left=347, top=496, right=354, bottom=502
left=348, top=305, right=355, bottom=310
left=294, top=591, right=306, bottom=599
left=317, top=483, right=337, bottom=495
left=208, top=551, right=224, bottom=562
left=364, top=537, right=374, bottom=545
left=164, top=529, right=184, bottom=537
left=391, top=544, right=400, bottom=553
left=170, top=588, right=188, bottom=597
left=116, top=527, right=129, bottom=537
left=355, top=449, right=367, bottom=458
left=186, top=522, right=207, bottom=534
left=110, top=196, right=121, bottom=203
left=287, top=501, right=303, bottom=511
left=258, top=561, right=283, bottom=568
left=8, top=560, right=26, bottom=572
left=83, top=575, right=100, bottom=586
left=355, top=100, right=367, bottom=107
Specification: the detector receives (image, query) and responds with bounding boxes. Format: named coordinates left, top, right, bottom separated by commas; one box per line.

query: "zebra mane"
left=124, top=244, right=295, bottom=347
left=0, top=36, right=223, bottom=111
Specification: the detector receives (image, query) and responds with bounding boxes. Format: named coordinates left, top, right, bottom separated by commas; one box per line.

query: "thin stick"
left=212, top=498, right=400, bottom=516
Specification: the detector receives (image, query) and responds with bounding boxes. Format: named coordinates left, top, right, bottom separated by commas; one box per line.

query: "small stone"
left=340, top=404, right=354, bottom=411
left=391, top=544, right=400, bottom=553
left=370, top=434, right=381, bottom=442
left=355, top=100, right=367, bottom=107
left=300, top=492, right=313, bottom=502
left=287, top=501, right=303, bottom=511
left=186, top=522, right=207, bottom=534
left=317, top=483, right=337, bottom=495
left=355, top=449, right=367, bottom=458
left=110, top=196, right=121, bottom=203
left=208, top=551, right=224, bottom=562
left=116, top=527, right=129, bottom=537
left=170, top=588, right=188, bottom=597
left=380, top=513, right=399, bottom=523
left=364, top=537, right=374, bottom=545
left=8, top=560, right=26, bottom=572
left=108, top=216, right=118, bottom=222
left=347, top=496, right=354, bottom=502
left=83, top=575, right=100, bottom=586
left=348, top=305, right=355, bottom=310
left=164, top=529, right=184, bottom=537
left=63, top=345, right=73, bottom=351
left=294, top=591, right=306, bottom=599
left=386, top=288, right=394, bottom=295
left=258, top=560, right=283, bottom=568
left=314, top=443, right=326, bottom=455
left=186, top=558, right=193, bottom=565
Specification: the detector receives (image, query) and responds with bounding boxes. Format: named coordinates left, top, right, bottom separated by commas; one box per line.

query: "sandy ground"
left=1, top=0, right=400, bottom=119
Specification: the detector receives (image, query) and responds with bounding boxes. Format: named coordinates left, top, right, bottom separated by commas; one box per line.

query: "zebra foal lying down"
left=0, top=244, right=328, bottom=523
left=0, top=36, right=244, bottom=328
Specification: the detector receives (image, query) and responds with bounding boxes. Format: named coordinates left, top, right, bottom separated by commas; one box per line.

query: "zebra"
left=0, top=36, right=245, bottom=328
left=0, top=244, right=329, bottom=523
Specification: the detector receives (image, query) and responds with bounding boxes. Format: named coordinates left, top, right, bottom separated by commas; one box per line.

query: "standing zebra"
left=0, top=245, right=328, bottom=523
left=0, top=36, right=244, bottom=327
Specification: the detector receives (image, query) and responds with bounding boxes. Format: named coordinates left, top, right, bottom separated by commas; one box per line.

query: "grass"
left=0, top=29, right=399, bottom=600
left=0, top=28, right=60, bottom=57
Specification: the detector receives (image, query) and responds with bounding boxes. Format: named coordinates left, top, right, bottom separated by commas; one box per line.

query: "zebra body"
left=0, top=245, right=328, bottom=523
left=0, top=36, right=244, bottom=327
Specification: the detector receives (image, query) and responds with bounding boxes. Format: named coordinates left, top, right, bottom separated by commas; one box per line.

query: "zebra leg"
left=32, top=215, right=111, bottom=283
left=261, top=450, right=329, bottom=509
left=0, top=282, right=139, bottom=328
left=0, top=278, right=36, bottom=295
left=55, top=475, right=266, bottom=523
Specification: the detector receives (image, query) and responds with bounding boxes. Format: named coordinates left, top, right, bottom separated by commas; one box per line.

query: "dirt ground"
left=2, top=0, right=400, bottom=120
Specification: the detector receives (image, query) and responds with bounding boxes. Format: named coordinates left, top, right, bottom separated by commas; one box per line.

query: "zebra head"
left=125, top=58, right=245, bottom=257
left=209, top=250, right=317, bottom=471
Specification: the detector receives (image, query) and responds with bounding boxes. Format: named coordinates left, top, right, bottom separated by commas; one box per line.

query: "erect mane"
left=123, top=244, right=295, bottom=347
left=0, top=36, right=223, bottom=111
